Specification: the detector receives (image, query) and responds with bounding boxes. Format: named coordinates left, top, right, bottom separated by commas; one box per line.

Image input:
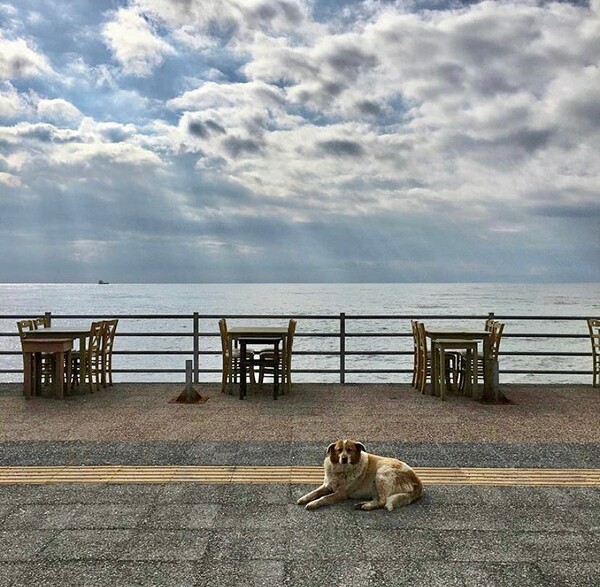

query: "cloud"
left=103, top=7, right=176, bottom=76
left=135, top=0, right=314, bottom=38
left=37, top=98, right=83, bottom=126
left=0, top=0, right=598, bottom=283
left=0, top=32, right=52, bottom=79
left=0, top=81, right=31, bottom=117
left=0, top=171, right=21, bottom=187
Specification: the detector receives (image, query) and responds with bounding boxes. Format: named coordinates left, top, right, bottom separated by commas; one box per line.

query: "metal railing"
left=0, top=312, right=594, bottom=383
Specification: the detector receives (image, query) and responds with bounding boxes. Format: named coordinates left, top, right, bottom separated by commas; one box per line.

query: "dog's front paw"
left=355, top=501, right=378, bottom=511
left=297, top=496, right=310, bottom=505
left=305, top=501, right=320, bottom=510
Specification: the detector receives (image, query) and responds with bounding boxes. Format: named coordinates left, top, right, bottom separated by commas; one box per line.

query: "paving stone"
left=443, top=529, right=599, bottom=562
left=0, top=530, right=57, bottom=562
left=460, top=562, right=550, bottom=586
left=537, top=562, right=600, bottom=587
left=375, top=560, right=549, bottom=587
left=204, top=528, right=290, bottom=561
left=360, top=528, right=446, bottom=561
left=139, top=504, right=219, bottom=530
left=40, top=529, right=134, bottom=561
left=0, top=562, right=28, bottom=587
left=12, top=561, right=197, bottom=587
left=3, top=504, right=78, bottom=529
left=122, top=530, right=211, bottom=561
left=285, top=559, right=378, bottom=587
left=66, top=503, right=154, bottom=529
left=193, top=559, right=286, bottom=587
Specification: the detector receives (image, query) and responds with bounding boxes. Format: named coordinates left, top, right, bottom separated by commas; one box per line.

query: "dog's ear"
left=327, top=443, right=336, bottom=454
left=355, top=442, right=366, bottom=453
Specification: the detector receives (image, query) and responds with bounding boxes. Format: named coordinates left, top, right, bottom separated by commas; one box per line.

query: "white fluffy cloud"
left=0, top=82, right=31, bottom=118
left=37, top=98, right=83, bottom=126
left=0, top=33, right=52, bottom=79
left=103, top=7, right=175, bottom=76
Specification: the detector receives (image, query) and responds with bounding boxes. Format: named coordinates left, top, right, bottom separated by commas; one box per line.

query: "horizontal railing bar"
left=0, top=332, right=590, bottom=339
left=0, top=351, right=592, bottom=358
left=0, top=314, right=594, bottom=320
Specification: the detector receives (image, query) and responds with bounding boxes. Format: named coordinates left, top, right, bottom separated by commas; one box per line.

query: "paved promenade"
left=0, top=382, right=598, bottom=586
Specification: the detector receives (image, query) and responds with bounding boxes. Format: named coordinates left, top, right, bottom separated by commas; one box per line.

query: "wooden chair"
left=414, top=321, right=459, bottom=395
left=411, top=320, right=420, bottom=389
left=587, top=318, right=600, bottom=388
left=101, top=319, right=118, bottom=387
left=73, top=321, right=105, bottom=392
left=414, top=322, right=429, bottom=393
left=458, top=320, right=504, bottom=391
left=218, top=318, right=255, bottom=393
left=258, top=319, right=297, bottom=393
left=32, top=316, right=53, bottom=384
left=17, top=320, right=37, bottom=393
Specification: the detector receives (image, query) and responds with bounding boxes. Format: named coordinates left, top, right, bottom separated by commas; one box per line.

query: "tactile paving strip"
left=0, top=466, right=598, bottom=486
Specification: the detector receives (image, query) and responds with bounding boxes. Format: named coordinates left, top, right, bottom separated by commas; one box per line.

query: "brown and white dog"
left=297, top=439, right=423, bottom=511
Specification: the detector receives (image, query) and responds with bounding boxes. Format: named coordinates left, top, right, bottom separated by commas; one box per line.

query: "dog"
left=297, top=439, right=423, bottom=511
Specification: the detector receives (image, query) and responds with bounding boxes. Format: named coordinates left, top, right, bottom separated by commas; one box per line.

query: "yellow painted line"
left=0, top=466, right=598, bottom=486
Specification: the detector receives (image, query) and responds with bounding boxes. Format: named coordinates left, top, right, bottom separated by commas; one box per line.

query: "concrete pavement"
left=0, top=382, right=598, bottom=586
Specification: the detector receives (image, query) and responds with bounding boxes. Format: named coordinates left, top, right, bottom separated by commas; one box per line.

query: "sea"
left=1, top=283, right=599, bottom=384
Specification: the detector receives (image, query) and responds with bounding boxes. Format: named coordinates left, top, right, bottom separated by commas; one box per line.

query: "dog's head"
left=327, top=439, right=366, bottom=465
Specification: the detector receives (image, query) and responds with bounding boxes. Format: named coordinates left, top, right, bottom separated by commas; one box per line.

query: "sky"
left=0, top=0, right=598, bottom=283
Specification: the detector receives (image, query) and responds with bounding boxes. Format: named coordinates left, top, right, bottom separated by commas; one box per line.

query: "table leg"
left=431, top=341, right=439, bottom=396
left=239, top=341, right=247, bottom=400
left=79, top=335, right=87, bottom=390
left=55, top=351, right=65, bottom=399
left=273, top=342, right=279, bottom=400
left=437, top=347, right=445, bottom=401
left=23, top=351, right=33, bottom=399
left=472, top=346, right=479, bottom=399
left=482, top=336, right=492, bottom=401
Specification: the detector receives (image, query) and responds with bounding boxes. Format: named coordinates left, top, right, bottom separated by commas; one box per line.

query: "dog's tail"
left=385, top=470, right=423, bottom=511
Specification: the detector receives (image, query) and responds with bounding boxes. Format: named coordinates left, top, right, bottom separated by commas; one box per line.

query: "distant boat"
left=98, top=280, right=109, bottom=284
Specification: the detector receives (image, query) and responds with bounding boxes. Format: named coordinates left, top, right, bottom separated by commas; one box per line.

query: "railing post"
left=45, top=311, right=52, bottom=326
left=340, top=312, right=346, bottom=384
left=193, top=312, right=199, bottom=383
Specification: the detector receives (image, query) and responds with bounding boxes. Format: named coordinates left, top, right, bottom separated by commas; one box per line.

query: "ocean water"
left=1, top=283, right=598, bottom=384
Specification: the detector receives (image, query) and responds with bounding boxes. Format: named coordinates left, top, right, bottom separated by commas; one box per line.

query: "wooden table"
left=426, top=329, right=496, bottom=401
left=21, top=338, right=72, bottom=399
left=23, top=326, right=91, bottom=389
left=228, top=327, right=289, bottom=400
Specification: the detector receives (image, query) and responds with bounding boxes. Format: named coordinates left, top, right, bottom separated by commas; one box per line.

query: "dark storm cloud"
left=317, top=139, right=365, bottom=157
left=187, top=119, right=227, bottom=138
left=356, top=100, right=382, bottom=116
left=326, top=46, right=378, bottom=77
left=222, top=136, right=262, bottom=157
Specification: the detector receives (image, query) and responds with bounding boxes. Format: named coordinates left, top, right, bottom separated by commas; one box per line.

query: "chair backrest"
left=17, top=319, right=35, bottom=339
left=489, top=320, right=504, bottom=359
left=88, top=321, right=106, bottom=359
left=33, top=316, right=50, bottom=329
left=416, top=321, right=427, bottom=356
left=588, top=318, right=600, bottom=354
left=102, top=319, right=119, bottom=356
left=411, top=320, right=419, bottom=351
left=484, top=318, right=495, bottom=332
left=285, top=319, right=297, bottom=361
left=218, top=318, right=230, bottom=356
